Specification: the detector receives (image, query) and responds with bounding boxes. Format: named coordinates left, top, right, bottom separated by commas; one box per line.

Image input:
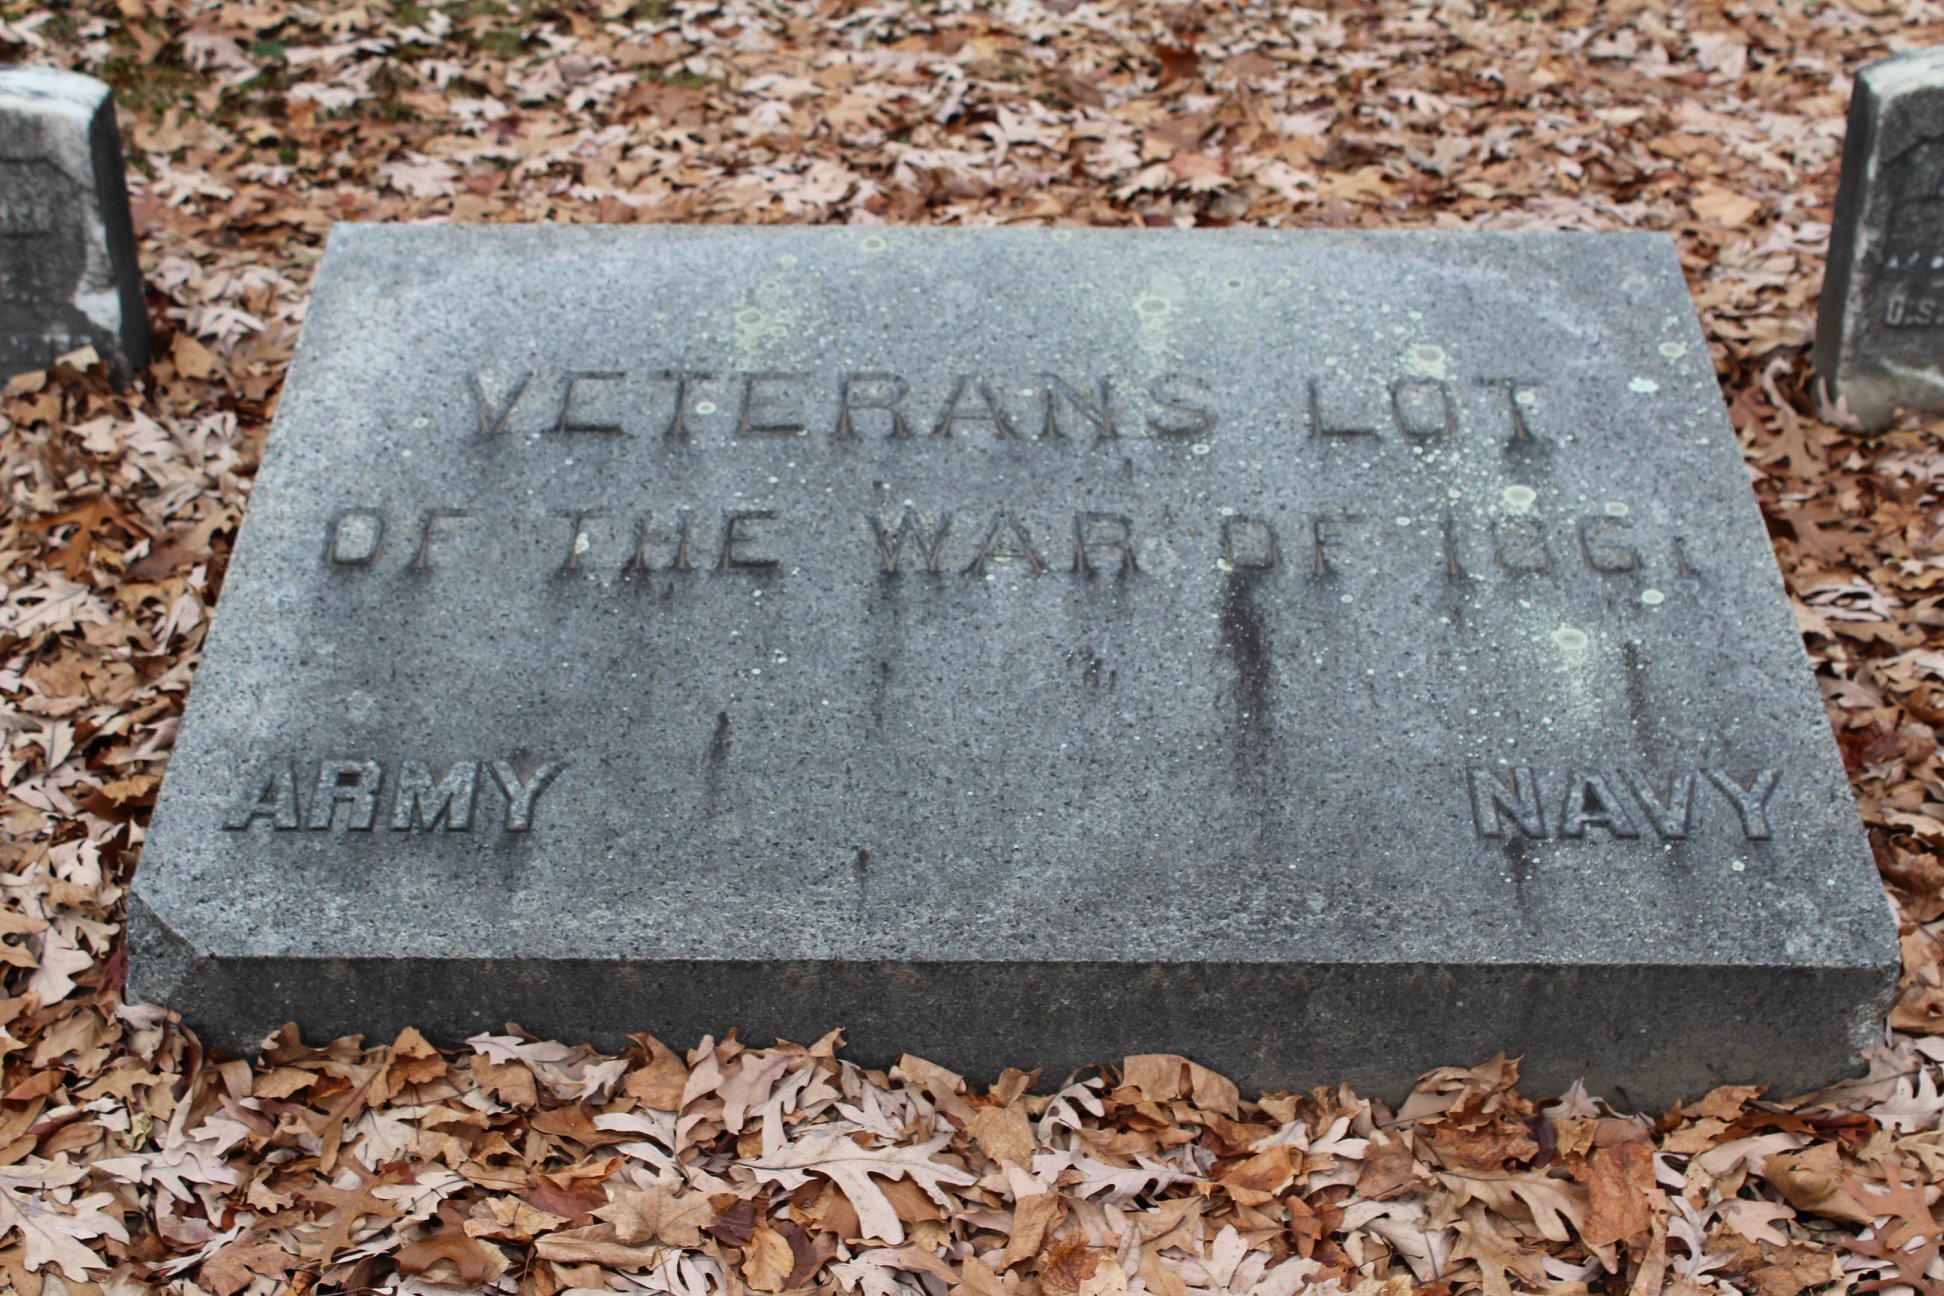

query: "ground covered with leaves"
left=2, top=1, right=1943, bottom=1293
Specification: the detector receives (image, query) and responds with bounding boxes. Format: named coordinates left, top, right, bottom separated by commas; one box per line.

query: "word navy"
left=1468, top=766, right=1782, bottom=841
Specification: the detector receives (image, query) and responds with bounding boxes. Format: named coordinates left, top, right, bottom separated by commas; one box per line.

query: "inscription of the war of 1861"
left=1817, top=46, right=1944, bottom=429
left=130, top=227, right=1896, bottom=1102
left=0, top=67, right=149, bottom=383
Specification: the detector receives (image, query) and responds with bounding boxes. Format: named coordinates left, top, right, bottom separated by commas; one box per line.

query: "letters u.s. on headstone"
left=1817, top=47, right=1944, bottom=430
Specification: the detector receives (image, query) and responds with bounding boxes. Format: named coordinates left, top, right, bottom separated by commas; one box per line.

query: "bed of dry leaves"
left=2, top=1, right=1944, bottom=1293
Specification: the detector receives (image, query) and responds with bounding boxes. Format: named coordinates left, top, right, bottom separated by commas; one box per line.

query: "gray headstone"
left=1817, top=47, right=1944, bottom=430
left=129, top=227, right=1895, bottom=1104
left=0, top=67, right=149, bottom=385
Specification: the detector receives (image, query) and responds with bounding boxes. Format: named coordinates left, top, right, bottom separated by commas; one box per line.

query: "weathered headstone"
left=130, top=227, right=1896, bottom=1103
left=1817, top=47, right=1944, bottom=429
left=0, top=66, right=149, bottom=384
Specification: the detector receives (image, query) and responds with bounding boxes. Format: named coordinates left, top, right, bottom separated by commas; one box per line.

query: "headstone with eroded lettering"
left=1817, top=47, right=1944, bottom=429
left=130, top=227, right=1896, bottom=1103
left=0, top=66, right=149, bottom=385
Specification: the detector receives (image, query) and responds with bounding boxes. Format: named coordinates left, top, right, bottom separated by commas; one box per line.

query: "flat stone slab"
left=131, top=227, right=1896, bottom=1103
left=0, top=67, right=149, bottom=384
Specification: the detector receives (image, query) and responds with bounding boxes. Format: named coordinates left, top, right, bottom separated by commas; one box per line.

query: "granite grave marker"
left=0, top=66, right=149, bottom=385
left=130, top=227, right=1896, bottom=1102
left=1818, top=47, right=1944, bottom=429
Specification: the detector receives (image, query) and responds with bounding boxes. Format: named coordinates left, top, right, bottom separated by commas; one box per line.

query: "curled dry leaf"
left=596, top=1184, right=715, bottom=1247
left=1762, top=1144, right=1875, bottom=1226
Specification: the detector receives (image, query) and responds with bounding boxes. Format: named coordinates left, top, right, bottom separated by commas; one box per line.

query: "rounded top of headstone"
left=1859, top=45, right=1944, bottom=98
left=0, top=65, right=112, bottom=124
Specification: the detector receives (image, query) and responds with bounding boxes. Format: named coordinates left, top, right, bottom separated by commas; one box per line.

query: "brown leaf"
left=463, top=1195, right=570, bottom=1243
left=1688, top=1084, right=1765, bottom=1121
left=625, top=1034, right=690, bottom=1109
left=1841, top=1163, right=1942, bottom=1291
left=197, top=1233, right=298, bottom=1296
left=1120, top=1054, right=1239, bottom=1118
left=171, top=332, right=218, bottom=380
left=534, top=1224, right=672, bottom=1270
left=1691, top=182, right=1761, bottom=227
left=371, top=1026, right=444, bottom=1104
left=1217, top=1145, right=1293, bottom=1205
left=1040, top=1236, right=1112, bottom=1296
left=775, top=1219, right=831, bottom=1288
left=1720, top=1239, right=1839, bottom=1296
left=396, top=1204, right=499, bottom=1284
left=1451, top=1201, right=1543, bottom=1296
left=877, top=1174, right=947, bottom=1225
left=968, top=1104, right=1034, bottom=1167
left=471, top=1054, right=537, bottom=1107
left=1427, top=1120, right=1539, bottom=1174
left=1358, top=1132, right=1433, bottom=1200
left=742, top=1222, right=794, bottom=1292
left=1578, top=1138, right=1660, bottom=1249
left=1166, top=152, right=1227, bottom=182
left=706, top=1197, right=758, bottom=1247
left=597, top=1185, right=714, bottom=1247
left=1153, top=43, right=1198, bottom=87
left=522, top=1176, right=610, bottom=1229
left=1001, top=1192, right=1064, bottom=1270
left=1762, top=1145, right=1872, bottom=1226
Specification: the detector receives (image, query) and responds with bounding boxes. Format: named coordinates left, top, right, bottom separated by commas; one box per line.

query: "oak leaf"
left=776, top=1219, right=833, bottom=1288
left=1068, top=1152, right=1197, bottom=1204
left=968, top=1104, right=1034, bottom=1167
left=1577, top=1139, right=1660, bottom=1249
left=533, top=1223, right=672, bottom=1271
left=1218, top=1145, right=1294, bottom=1206
left=197, top=1232, right=299, bottom=1296
left=1450, top=1201, right=1544, bottom=1296
left=0, top=1158, right=127, bottom=1282
left=1841, top=1163, right=1942, bottom=1292
left=742, top=1222, right=795, bottom=1292
left=1691, top=182, right=1761, bottom=227
left=1426, top=1119, right=1539, bottom=1174
left=624, top=1034, right=690, bottom=1110
left=1357, top=1132, right=1433, bottom=1201
left=1121, top=1054, right=1240, bottom=1118
left=1761, top=1144, right=1872, bottom=1226
left=463, top=1195, right=570, bottom=1243
left=1689, top=1085, right=1765, bottom=1121
left=1437, top=1170, right=1584, bottom=1243
left=171, top=332, right=218, bottom=379
left=1040, top=1236, right=1113, bottom=1296
left=747, top=1128, right=974, bottom=1245
left=596, top=1184, right=714, bottom=1247
left=372, top=1025, right=444, bottom=1104
left=1718, top=1238, right=1838, bottom=1296
left=395, top=1203, right=499, bottom=1284
left=1001, top=1191, right=1064, bottom=1270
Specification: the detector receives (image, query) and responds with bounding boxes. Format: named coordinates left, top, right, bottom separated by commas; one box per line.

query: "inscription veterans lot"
left=129, top=226, right=1895, bottom=1102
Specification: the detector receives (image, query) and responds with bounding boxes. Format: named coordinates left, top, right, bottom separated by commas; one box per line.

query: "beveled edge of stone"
left=1856, top=45, right=1944, bottom=99
left=122, top=925, right=1898, bottom=1107
left=0, top=65, right=111, bottom=123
